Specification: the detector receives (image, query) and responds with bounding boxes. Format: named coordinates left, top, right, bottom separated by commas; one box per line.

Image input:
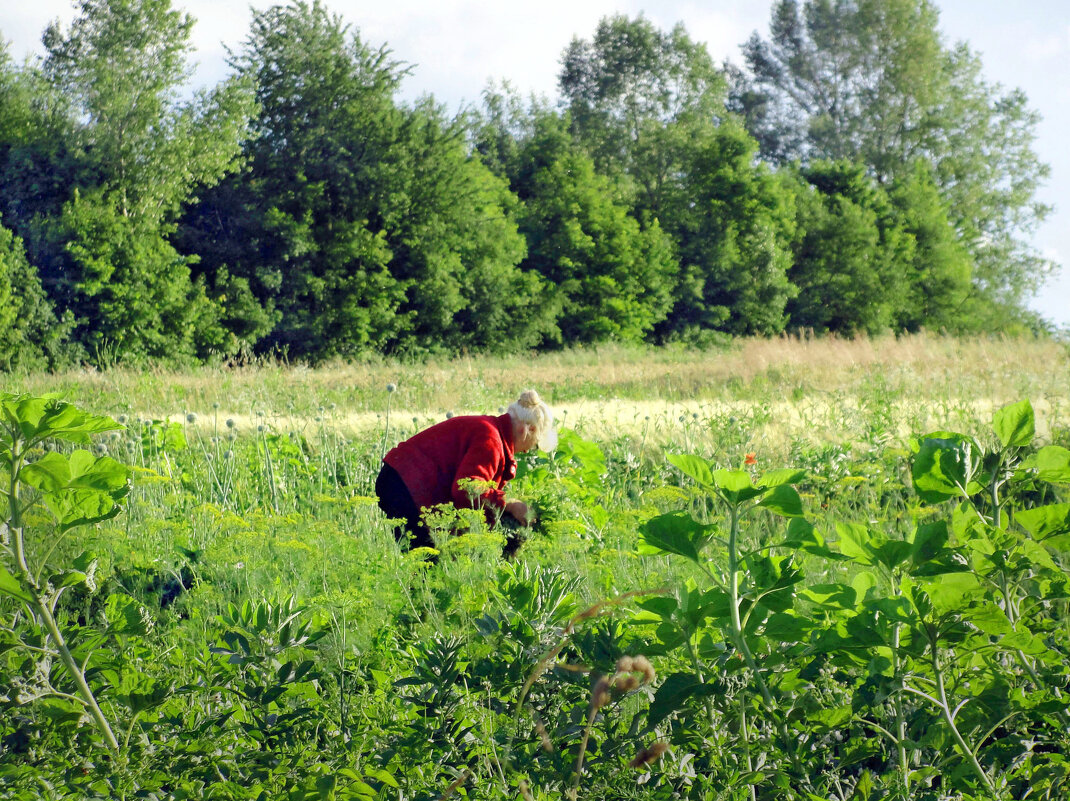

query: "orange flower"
left=744, top=452, right=757, bottom=467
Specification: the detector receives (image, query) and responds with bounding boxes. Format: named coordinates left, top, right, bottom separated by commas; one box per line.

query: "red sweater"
left=383, top=413, right=517, bottom=514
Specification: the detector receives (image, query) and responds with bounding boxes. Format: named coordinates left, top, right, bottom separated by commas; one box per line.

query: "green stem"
left=739, top=696, right=757, bottom=801
left=929, top=634, right=997, bottom=797
left=7, top=439, right=120, bottom=756
left=891, top=623, right=910, bottom=796
left=726, top=503, right=799, bottom=773
left=990, top=453, right=1002, bottom=530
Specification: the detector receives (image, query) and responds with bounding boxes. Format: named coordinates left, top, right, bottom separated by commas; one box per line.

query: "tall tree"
left=37, top=0, right=254, bottom=361
left=887, top=163, right=972, bottom=331
left=786, top=161, right=909, bottom=335
left=559, top=14, right=727, bottom=221
left=503, top=110, right=676, bottom=344
left=0, top=218, right=71, bottom=370
left=190, top=0, right=542, bottom=359
left=662, top=121, right=798, bottom=338
left=736, top=0, right=1052, bottom=321
left=185, top=0, right=409, bottom=358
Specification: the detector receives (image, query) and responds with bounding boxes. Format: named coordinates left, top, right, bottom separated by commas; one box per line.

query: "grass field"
left=2, top=333, right=1069, bottom=800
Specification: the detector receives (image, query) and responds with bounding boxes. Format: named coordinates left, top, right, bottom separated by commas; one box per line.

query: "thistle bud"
left=629, top=741, right=669, bottom=768
left=534, top=719, right=553, bottom=753
left=632, top=655, right=655, bottom=684
left=590, top=675, right=611, bottom=710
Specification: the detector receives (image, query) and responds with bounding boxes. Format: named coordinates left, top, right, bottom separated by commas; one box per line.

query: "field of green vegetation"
left=3, top=334, right=1070, bottom=800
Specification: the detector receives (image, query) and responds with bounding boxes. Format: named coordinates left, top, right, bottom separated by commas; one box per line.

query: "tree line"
left=0, top=0, right=1055, bottom=368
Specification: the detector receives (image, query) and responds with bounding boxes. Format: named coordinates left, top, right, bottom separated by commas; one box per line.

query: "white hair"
left=507, top=389, right=557, bottom=450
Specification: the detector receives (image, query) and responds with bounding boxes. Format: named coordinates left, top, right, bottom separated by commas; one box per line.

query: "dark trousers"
left=375, top=462, right=434, bottom=550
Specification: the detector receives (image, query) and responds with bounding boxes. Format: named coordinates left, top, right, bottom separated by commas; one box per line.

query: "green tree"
left=500, top=110, right=676, bottom=345
left=932, top=46, right=1053, bottom=323
left=0, top=220, right=72, bottom=371
left=887, top=164, right=972, bottom=331
left=203, top=0, right=405, bottom=358
left=378, top=100, right=551, bottom=353
left=786, top=161, right=909, bottom=335
left=559, top=14, right=727, bottom=221
left=737, top=0, right=946, bottom=175
left=659, top=121, right=797, bottom=338
left=737, top=0, right=1052, bottom=323
left=196, top=0, right=543, bottom=359
left=38, top=0, right=254, bottom=361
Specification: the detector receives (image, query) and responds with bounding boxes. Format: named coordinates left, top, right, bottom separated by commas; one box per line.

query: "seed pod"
left=590, top=675, right=611, bottom=710
left=534, top=719, right=553, bottom=753
left=629, top=741, right=669, bottom=768
left=632, top=655, right=655, bottom=684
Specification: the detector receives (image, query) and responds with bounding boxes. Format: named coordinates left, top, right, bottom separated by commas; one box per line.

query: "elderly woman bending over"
left=375, top=389, right=556, bottom=552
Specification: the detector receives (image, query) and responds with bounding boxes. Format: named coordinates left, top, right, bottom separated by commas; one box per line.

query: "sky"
left=3, top=0, right=1068, bottom=329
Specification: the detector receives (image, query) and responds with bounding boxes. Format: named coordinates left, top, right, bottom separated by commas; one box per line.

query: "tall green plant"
left=0, top=393, right=131, bottom=754
left=637, top=457, right=808, bottom=797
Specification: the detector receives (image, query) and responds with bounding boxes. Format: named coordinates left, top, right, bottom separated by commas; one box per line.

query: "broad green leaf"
left=67, top=451, right=130, bottom=493
left=104, top=594, right=149, bottom=636
left=836, top=522, right=876, bottom=565
left=635, top=596, right=679, bottom=621
left=757, top=468, right=808, bottom=489
left=758, top=484, right=804, bottom=517
left=20, top=452, right=72, bottom=492
left=1036, top=446, right=1070, bottom=484
left=639, top=512, right=710, bottom=562
left=800, top=583, right=856, bottom=610
left=869, top=597, right=914, bottom=624
left=780, top=519, right=846, bottom=559
left=0, top=395, right=121, bottom=444
left=316, top=774, right=337, bottom=800
left=1018, top=538, right=1058, bottom=570
left=22, top=451, right=130, bottom=499
left=0, top=566, right=33, bottom=604
left=875, top=540, right=912, bottom=570
left=808, top=705, right=853, bottom=731
left=43, top=489, right=122, bottom=532
left=666, top=453, right=714, bottom=488
left=1003, top=625, right=1052, bottom=656
left=851, top=571, right=878, bottom=602
left=912, top=434, right=979, bottom=503
left=967, top=601, right=1014, bottom=636
left=46, top=570, right=87, bottom=590
left=920, top=572, right=980, bottom=614
left=910, top=521, right=949, bottom=566
left=161, top=423, right=188, bottom=452
left=713, top=469, right=764, bottom=503
left=364, top=767, right=399, bottom=788
left=764, top=612, right=815, bottom=641
left=648, top=672, right=717, bottom=727
left=1016, top=504, right=1070, bottom=541
left=992, top=399, right=1034, bottom=448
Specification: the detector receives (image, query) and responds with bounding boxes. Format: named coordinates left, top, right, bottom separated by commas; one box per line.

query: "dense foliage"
left=2, top=370, right=1069, bottom=799
left=0, top=0, right=1058, bottom=369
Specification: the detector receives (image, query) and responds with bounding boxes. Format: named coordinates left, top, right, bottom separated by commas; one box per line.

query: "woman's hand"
left=505, top=500, right=534, bottom=527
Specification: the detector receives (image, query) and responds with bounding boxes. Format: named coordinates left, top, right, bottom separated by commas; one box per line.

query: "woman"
left=375, top=389, right=556, bottom=552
